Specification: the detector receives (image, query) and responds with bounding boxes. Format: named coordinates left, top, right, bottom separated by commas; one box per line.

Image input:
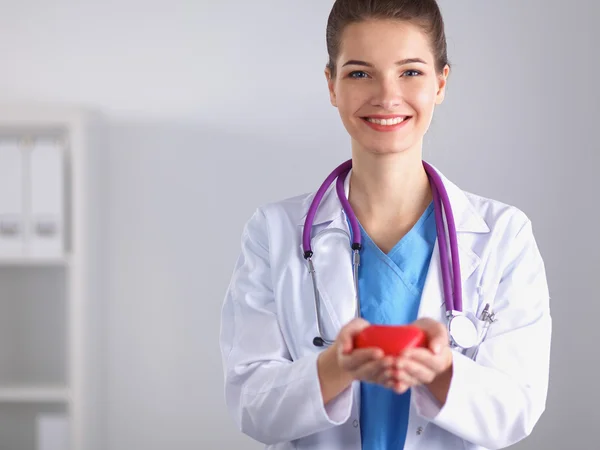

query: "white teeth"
left=366, top=117, right=407, bottom=125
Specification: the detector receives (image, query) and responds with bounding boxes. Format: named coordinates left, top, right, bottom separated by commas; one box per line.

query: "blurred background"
left=0, top=0, right=598, bottom=449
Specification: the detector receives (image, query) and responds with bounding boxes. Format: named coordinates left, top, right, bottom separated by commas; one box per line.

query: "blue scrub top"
left=349, top=201, right=437, bottom=449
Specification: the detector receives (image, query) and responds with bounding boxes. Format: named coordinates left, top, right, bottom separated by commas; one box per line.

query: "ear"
left=435, top=64, right=450, bottom=105
left=324, top=67, right=338, bottom=107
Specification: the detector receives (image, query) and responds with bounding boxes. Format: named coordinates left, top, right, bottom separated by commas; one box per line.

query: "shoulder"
left=241, top=192, right=312, bottom=243
left=260, top=192, right=313, bottom=223
left=464, top=189, right=531, bottom=234
left=429, top=163, right=533, bottom=241
left=458, top=188, right=544, bottom=273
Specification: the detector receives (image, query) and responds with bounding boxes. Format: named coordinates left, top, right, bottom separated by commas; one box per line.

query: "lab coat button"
left=416, top=426, right=423, bottom=435
left=353, top=419, right=359, bottom=428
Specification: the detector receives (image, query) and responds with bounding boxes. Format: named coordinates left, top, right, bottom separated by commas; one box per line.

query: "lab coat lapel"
left=418, top=164, right=489, bottom=321
left=418, top=239, right=481, bottom=322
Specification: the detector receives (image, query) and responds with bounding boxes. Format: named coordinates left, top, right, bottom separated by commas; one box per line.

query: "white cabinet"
left=0, top=106, right=105, bottom=450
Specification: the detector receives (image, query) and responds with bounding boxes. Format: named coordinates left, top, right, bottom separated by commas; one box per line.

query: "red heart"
left=354, top=325, right=428, bottom=356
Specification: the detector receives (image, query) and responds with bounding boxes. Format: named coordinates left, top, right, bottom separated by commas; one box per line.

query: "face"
left=326, top=19, right=449, bottom=156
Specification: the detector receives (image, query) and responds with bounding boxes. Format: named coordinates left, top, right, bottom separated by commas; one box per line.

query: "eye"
left=348, top=71, right=369, bottom=79
left=402, top=69, right=422, bottom=77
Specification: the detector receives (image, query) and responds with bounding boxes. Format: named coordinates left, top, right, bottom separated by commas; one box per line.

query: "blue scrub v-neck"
left=347, top=202, right=437, bottom=449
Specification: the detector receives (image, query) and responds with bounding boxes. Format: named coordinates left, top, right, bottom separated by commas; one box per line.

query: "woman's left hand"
left=380, top=318, right=454, bottom=397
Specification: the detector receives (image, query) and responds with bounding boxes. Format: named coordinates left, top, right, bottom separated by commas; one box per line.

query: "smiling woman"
left=220, top=1, right=551, bottom=449
left=325, top=14, right=449, bottom=158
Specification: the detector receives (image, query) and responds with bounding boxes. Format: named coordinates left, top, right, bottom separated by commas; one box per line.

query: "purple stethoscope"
left=303, top=159, right=480, bottom=349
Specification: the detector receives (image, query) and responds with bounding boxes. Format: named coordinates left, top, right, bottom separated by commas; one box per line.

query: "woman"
left=219, top=1, right=551, bottom=449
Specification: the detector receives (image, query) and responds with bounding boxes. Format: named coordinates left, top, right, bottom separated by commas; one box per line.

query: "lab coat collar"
left=297, top=161, right=490, bottom=234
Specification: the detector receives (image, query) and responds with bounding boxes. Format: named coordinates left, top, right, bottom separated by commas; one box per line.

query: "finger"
left=353, top=356, right=395, bottom=383
left=391, top=380, right=410, bottom=395
left=353, top=357, right=391, bottom=382
left=395, top=369, right=420, bottom=387
left=379, top=361, right=413, bottom=384
left=403, top=348, right=448, bottom=374
left=339, top=348, right=380, bottom=371
left=338, top=318, right=371, bottom=354
left=429, top=333, right=449, bottom=355
left=414, top=318, right=448, bottom=354
left=340, top=348, right=383, bottom=372
left=372, top=358, right=396, bottom=385
left=376, top=366, right=396, bottom=386
left=378, top=365, right=416, bottom=392
left=397, top=358, right=437, bottom=385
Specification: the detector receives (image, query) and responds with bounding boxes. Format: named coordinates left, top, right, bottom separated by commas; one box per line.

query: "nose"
left=371, top=76, right=402, bottom=110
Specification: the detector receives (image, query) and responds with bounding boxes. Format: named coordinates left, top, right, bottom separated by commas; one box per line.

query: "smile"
left=361, top=115, right=412, bottom=131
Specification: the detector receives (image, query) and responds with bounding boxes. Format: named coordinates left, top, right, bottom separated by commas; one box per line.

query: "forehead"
left=337, top=19, right=434, bottom=65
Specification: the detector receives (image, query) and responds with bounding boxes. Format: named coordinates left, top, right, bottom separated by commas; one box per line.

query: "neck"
left=348, top=145, right=432, bottom=227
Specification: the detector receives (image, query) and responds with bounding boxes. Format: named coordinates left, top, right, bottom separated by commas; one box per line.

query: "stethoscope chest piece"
left=447, top=313, right=478, bottom=349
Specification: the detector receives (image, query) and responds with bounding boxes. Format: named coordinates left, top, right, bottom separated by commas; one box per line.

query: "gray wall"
left=1, top=0, right=598, bottom=448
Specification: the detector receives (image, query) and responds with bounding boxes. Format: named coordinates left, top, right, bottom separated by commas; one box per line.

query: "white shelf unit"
left=0, top=106, right=105, bottom=450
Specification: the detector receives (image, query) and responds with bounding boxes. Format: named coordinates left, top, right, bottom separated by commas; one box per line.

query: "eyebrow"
left=342, top=58, right=427, bottom=67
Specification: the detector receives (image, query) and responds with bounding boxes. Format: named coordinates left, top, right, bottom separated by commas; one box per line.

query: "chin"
left=346, top=119, right=424, bottom=156
left=355, top=137, right=418, bottom=156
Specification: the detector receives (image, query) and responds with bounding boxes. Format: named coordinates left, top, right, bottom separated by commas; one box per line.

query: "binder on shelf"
left=27, top=139, right=65, bottom=258
left=0, top=139, right=25, bottom=258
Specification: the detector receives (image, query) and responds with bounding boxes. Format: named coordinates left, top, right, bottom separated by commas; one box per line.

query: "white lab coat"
left=219, top=165, right=551, bottom=450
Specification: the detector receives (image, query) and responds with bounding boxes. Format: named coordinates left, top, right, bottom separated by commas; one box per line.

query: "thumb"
left=339, top=318, right=370, bottom=354
left=414, top=318, right=448, bottom=354
left=429, top=332, right=448, bottom=355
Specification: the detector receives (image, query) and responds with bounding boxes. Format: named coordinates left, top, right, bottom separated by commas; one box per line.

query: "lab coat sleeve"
left=220, top=208, right=353, bottom=445
left=412, top=215, right=552, bottom=449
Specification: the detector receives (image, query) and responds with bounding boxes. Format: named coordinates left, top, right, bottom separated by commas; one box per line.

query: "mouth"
left=360, top=115, right=412, bottom=131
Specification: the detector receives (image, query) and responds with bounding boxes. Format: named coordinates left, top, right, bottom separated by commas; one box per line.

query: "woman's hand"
left=318, top=317, right=454, bottom=405
left=318, top=318, right=395, bottom=404
left=336, top=318, right=397, bottom=383
left=389, top=318, right=454, bottom=403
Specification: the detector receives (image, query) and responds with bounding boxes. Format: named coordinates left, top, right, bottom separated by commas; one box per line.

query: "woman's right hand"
left=336, top=318, right=395, bottom=385
left=318, top=318, right=396, bottom=405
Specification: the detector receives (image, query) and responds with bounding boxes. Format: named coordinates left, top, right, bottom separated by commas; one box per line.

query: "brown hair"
left=326, top=0, right=450, bottom=77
